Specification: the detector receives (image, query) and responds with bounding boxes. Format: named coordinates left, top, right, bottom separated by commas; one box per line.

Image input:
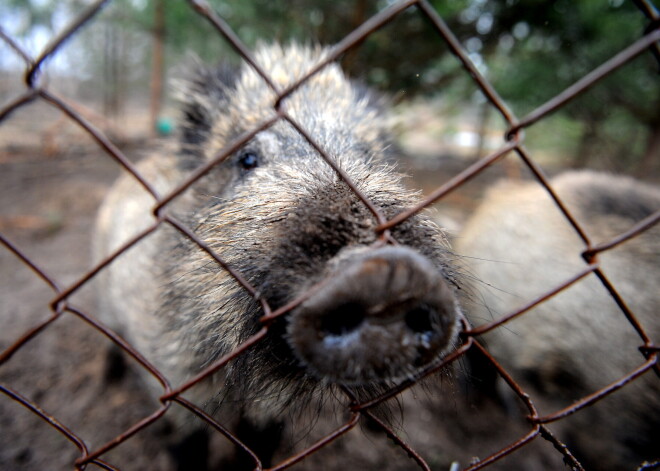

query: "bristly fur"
left=95, top=43, right=464, bottom=464
left=457, top=170, right=660, bottom=471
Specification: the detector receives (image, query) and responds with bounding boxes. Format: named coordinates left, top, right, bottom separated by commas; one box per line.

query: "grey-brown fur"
left=95, top=44, right=463, bottom=467
left=456, top=171, right=660, bottom=470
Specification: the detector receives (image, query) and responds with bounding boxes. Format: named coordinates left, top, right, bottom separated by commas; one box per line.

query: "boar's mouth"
left=286, top=246, right=459, bottom=385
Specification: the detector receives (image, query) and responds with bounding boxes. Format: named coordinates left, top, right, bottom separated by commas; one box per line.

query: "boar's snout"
left=286, top=246, right=459, bottom=385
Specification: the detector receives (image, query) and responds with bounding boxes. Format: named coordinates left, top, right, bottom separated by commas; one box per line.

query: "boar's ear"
left=350, top=79, right=400, bottom=162
left=351, top=79, right=385, bottom=112
left=178, top=63, right=238, bottom=169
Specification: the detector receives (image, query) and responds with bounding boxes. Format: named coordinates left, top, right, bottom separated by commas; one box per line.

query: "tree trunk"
left=150, top=0, right=166, bottom=136
left=571, top=122, right=598, bottom=169
left=341, top=0, right=369, bottom=76
left=635, top=114, right=660, bottom=178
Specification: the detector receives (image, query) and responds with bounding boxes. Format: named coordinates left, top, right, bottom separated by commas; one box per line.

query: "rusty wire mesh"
left=0, top=0, right=659, bottom=470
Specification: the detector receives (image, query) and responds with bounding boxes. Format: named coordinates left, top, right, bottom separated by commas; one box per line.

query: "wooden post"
left=150, top=0, right=165, bottom=136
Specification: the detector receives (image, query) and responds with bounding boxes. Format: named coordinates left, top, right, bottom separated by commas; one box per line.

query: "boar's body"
left=457, top=171, right=660, bottom=471
left=95, top=44, right=462, bottom=467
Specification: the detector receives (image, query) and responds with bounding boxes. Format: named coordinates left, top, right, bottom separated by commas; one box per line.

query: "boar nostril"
left=404, top=304, right=435, bottom=334
left=320, top=302, right=365, bottom=336
left=287, top=246, right=460, bottom=384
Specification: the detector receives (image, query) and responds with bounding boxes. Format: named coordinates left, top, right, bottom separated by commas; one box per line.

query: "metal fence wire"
left=1, top=0, right=659, bottom=470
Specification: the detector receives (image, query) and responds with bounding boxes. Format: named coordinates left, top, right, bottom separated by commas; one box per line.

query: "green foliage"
left=2, top=0, right=657, bottom=170
left=483, top=0, right=655, bottom=112
left=473, top=0, right=659, bottom=169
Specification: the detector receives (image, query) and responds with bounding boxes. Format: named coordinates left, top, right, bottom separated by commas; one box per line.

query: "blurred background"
left=1, top=0, right=658, bottom=177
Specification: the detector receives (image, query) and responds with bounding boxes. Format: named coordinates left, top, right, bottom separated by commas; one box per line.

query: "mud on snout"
left=286, top=245, right=461, bottom=385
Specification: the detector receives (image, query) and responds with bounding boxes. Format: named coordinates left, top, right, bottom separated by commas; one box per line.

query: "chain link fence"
left=1, top=1, right=658, bottom=470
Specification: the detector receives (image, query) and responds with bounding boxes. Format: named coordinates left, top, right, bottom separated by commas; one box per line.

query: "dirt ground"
left=0, top=142, right=169, bottom=470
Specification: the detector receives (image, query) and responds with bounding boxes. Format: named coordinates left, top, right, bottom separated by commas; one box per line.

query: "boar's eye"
left=238, top=151, right=259, bottom=171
